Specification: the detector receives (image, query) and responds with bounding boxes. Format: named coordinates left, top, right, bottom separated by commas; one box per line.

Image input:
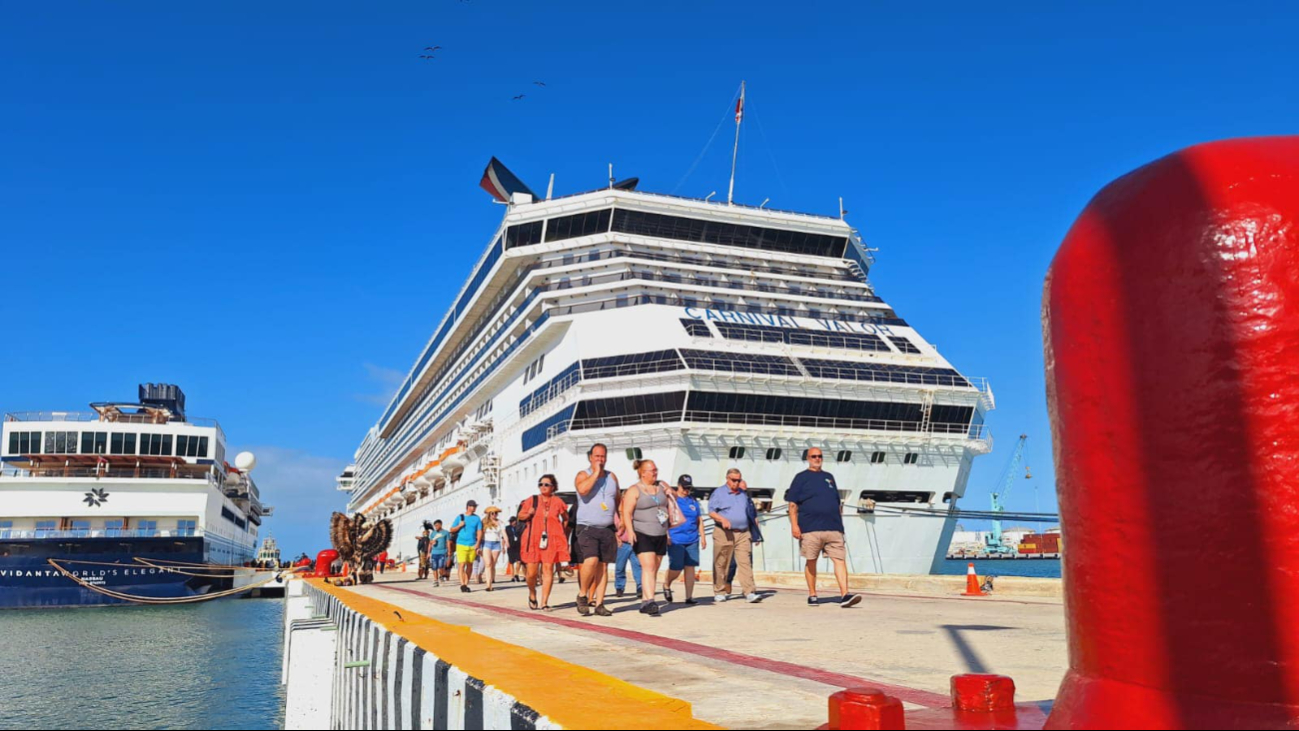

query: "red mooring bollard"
left=951, top=673, right=1016, bottom=713
left=821, top=688, right=906, bottom=730
left=1043, top=136, right=1299, bottom=729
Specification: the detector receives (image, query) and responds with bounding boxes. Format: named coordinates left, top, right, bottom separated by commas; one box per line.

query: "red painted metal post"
left=1043, top=137, right=1299, bottom=728
left=826, top=688, right=907, bottom=730
left=951, top=674, right=1016, bottom=713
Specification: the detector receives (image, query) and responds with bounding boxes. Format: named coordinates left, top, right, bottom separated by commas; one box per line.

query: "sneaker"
left=461, top=585, right=470, bottom=593
left=615, top=589, right=624, bottom=598
left=593, top=604, right=613, bottom=617
left=807, top=596, right=819, bottom=606
left=746, top=592, right=761, bottom=603
left=715, top=593, right=729, bottom=603
left=576, top=595, right=591, bottom=616
left=685, top=598, right=698, bottom=605
left=640, top=601, right=660, bottom=615
left=840, top=594, right=862, bottom=609
left=663, top=587, right=674, bottom=603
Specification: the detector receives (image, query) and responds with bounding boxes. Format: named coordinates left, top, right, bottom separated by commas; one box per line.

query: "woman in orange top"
left=516, top=474, right=570, bottom=611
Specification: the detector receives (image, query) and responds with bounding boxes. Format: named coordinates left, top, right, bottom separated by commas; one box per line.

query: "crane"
left=984, top=434, right=1030, bottom=555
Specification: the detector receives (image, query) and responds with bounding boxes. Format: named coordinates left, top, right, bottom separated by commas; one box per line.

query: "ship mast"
left=727, top=80, right=745, bottom=206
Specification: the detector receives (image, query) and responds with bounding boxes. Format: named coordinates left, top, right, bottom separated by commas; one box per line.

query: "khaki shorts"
left=800, top=531, right=846, bottom=561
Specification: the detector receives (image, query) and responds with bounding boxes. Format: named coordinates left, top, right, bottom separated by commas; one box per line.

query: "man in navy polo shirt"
left=785, top=448, right=860, bottom=608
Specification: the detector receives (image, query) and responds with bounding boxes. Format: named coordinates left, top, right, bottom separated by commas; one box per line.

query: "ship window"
left=581, top=350, right=684, bottom=380
left=10, top=430, right=42, bottom=455
left=570, top=392, right=686, bottom=431
left=626, top=447, right=643, bottom=461
left=680, top=319, right=712, bottom=337
left=679, top=349, right=799, bottom=376
left=177, top=519, right=197, bottom=536
left=35, top=520, right=56, bottom=534
left=904, top=453, right=919, bottom=465
left=611, top=209, right=849, bottom=258
left=728, top=446, right=745, bottom=459
left=871, top=451, right=886, bottom=464
left=45, top=431, right=77, bottom=454
left=684, top=392, right=973, bottom=434
left=70, top=520, right=90, bottom=536
left=888, top=336, right=922, bottom=354
left=766, top=447, right=783, bottom=460
left=837, top=450, right=853, bottom=463
left=80, top=431, right=108, bottom=455
left=713, top=321, right=892, bottom=353
left=140, top=433, right=170, bottom=456
left=801, top=359, right=971, bottom=388
left=859, top=489, right=931, bottom=504
left=544, top=209, right=611, bottom=243
left=505, top=220, right=544, bottom=249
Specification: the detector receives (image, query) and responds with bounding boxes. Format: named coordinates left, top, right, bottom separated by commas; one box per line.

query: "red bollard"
left=823, top=688, right=906, bottom=730
left=1043, top=137, right=1299, bottom=728
left=951, top=674, right=1016, bottom=713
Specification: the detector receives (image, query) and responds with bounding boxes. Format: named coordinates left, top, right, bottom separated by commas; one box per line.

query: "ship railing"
left=0, top=466, right=213, bottom=480
left=536, top=269, right=883, bottom=305
left=4, top=411, right=223, bottom=429
left=0, top=528, right=202, bottom=540
left=531, top=245, right=865, bottom=284
left=566, top=410, right=991, bottom=439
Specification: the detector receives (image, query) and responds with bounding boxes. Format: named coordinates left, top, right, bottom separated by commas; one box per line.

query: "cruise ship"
left=0, top=384, right=272, bottom=607
left=338, top=158, right=994, bottom=576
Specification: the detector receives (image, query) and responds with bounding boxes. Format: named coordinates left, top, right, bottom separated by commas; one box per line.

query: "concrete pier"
left=285, top=570, right=1065, bottom=729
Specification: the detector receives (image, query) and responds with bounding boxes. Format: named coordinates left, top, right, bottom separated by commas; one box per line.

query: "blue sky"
left=2, top=2, right=1295, bottom=556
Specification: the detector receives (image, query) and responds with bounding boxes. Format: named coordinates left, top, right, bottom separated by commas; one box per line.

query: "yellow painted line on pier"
left=310, top=579, right=720, bottom=730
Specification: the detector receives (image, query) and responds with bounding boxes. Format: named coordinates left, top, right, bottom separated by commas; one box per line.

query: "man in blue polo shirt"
left=708, top=468, right=760, bottom=604
left=785, top=448, right=860, bottom=608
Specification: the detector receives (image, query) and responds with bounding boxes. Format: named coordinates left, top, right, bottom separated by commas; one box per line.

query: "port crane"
left=984, top=434, right=1031, bottom=554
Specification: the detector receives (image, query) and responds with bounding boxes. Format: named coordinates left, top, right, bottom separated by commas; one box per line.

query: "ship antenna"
left=760, top=198, right=770, bottom=209
left=546, top=173, right=554, bottom=200
left=705, top=191, right=717, bottom=202
left=727, top=80, right=745, bottom=206
left=608, top=163, right=614, bottom=189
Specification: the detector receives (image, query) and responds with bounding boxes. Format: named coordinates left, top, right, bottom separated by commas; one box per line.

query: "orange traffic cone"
left=401, top=560, right=407, bottom=573
left=963, top=562, right=984, bottom=596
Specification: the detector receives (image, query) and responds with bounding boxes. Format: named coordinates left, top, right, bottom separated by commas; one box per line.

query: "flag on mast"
left=735, top=87, right=745, bottom=124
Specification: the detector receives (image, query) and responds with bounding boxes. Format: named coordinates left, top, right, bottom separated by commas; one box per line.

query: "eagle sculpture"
left=329, top=512, right=393, bottom=585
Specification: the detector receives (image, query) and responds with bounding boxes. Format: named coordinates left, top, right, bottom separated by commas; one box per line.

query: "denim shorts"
left=667, top=541, right=700, bottom=570
left=429, top=554, right=448, bottom=570
left=483, top=541, right=502, bottom=552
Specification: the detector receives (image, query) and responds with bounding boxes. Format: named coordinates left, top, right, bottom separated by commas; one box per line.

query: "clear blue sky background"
left=3, top=2, right=1295, bottom=557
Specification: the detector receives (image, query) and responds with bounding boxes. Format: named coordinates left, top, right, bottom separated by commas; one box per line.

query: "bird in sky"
left=512, top=94, right=526, bottom=100
left=533, top=81, right=546, bottom=87
left=419, top=55, right=437, bottom=60
left=424, top=46, right=442, bottom=51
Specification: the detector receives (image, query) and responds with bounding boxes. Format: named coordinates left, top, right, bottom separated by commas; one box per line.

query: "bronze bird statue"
left=329, top=512, right=393, bottom=584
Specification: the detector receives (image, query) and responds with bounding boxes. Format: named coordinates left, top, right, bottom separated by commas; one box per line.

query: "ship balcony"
left=1, top=455, right=221, bottom=482
left=0, top=528, right=202, bottom=540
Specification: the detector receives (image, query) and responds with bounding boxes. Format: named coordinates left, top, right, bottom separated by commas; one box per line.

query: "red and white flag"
left=735, top=89, right=745, bottom=124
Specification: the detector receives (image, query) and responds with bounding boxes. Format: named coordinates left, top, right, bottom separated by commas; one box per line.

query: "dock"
left=282, top=571, right=1065, bottom=729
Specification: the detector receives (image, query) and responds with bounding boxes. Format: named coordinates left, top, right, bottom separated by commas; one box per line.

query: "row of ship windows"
left=524, top=392, right=975, bottom=451
left=683, top=319, right=924, bottom=356
left=6, top=430, right=210, bottom=458
left=220, top=506, right=248, bottom=530
left=626, top=446, right=923, bottom=465
left=518, top=345, right=970, bottom=419
left=504, top=208, right=850, bottom=259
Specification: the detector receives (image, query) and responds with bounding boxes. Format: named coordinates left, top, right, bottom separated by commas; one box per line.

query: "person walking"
left=664, top=474, right=705, bottom=605
left=786, top=448, right=860, bottom=608
left=480, top=506, right=507, bottom=591
left=621, top=459, right=671, bottom=616
left=517, top=474, right=570, bottom=611
left=708, top=468, right=760, bottom=603
left=416, top=528, right=432, bottom=579
left=505, top=517, right=524, bottom=582
left=450, top=500, right=484, bottom=593
left=725, top=479, right=763, bottom=593
left=428, top=519, right=450, bottom=587
left=573, top=443, right=620, bottom=617
left=614, top=489, right=643, bottom=598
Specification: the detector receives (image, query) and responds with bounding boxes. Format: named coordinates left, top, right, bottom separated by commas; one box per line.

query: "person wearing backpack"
left=516, top=474, right=569, bottom=611
left=449, top=500, right=484, bottom=593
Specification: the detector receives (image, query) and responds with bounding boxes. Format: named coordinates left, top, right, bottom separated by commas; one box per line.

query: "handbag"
left=665, top=488, right=687, bottom=529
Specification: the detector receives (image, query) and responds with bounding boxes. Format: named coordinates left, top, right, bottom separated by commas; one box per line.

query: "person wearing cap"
left=450, top=500, right=484, bottom=593
left=505, top=517, right=524, bottom=582
left=428, top=519, right=450, bottom=587
left=480, top=506, right=507, bottom=592
left=708, top=468, right=761, bottom=603
left=786, top=448, right=860, bottom=608
left=664, top=474, right=706, bottom=604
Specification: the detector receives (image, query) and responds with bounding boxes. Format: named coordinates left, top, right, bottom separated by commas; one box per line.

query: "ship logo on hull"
left=83, top=488, right=109, bottom=507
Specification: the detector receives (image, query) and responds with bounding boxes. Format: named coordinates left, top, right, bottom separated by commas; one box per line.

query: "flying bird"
left=533, top=81, right=546, bottom=87
left=512, top=94, right=526, bottom=100
left=424, top=46, right=442, bottom=51
left=419, top=55, right=437, bottom=60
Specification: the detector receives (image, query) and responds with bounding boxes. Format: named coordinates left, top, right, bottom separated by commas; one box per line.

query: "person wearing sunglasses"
left=708, top=468, right=760, bottom=603
left=786, top=448, right=860, bottom=608
left=516, top=474, right=570, bottom=611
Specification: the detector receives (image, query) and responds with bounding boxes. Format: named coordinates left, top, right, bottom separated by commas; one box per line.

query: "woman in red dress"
left=516, top=474, right=570, bottom=611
